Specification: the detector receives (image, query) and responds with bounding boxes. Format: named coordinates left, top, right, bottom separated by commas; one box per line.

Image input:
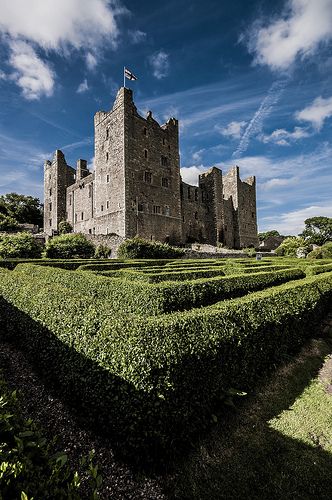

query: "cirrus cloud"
left=296, top=95, right=332, bottom=130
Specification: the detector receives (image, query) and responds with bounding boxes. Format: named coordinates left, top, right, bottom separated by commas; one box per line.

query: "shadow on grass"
left=166, top=335, right=332, bottom=499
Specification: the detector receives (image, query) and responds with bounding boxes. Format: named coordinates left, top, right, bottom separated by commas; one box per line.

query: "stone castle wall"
left=44, top=87, right=259, bottom=248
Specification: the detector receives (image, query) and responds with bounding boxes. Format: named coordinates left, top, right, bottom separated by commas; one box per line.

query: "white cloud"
left=128, top=29, right=146, bottom=44
left=260, top=126, right=310, bottom=146
left=247, top=0, right=332, bottom=71
left=149, top=50, right=169, bottom=79
left=217, top=120, right=247, bottom=139
left=76, top=78, right=89, bottom=94
left=296, top=95, right=332, bottom=130
left=8, top=40, right=54, bottom=100
left=0, top=0, right=119, bottom=51
left=261, top=176, right=299, bottom=190
left=261, top=204, right=332, bottom=235
left=232, top=79, right=287, bottom=157
left=85, top=52, right=98, bottom=71
left=180, top=165, right=207, bottom=186
left=0, top=70, right=6, bottom=80
left=192, top=149, right=205, bottom=163
left=0, top=0, right=125, bottom=99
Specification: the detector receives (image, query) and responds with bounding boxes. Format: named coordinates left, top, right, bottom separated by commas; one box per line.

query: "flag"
left=124, top=68, right=137, bottom=81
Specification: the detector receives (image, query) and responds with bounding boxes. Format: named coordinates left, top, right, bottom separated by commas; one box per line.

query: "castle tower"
left=44, top=150, right=75, bottom=236
left=93, top=87, right=182, bottom=242
left=223, top=166, right=258, bottom=248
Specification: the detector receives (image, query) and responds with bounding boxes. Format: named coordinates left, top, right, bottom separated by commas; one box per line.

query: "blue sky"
left=0, top=0, right=332, bottom=234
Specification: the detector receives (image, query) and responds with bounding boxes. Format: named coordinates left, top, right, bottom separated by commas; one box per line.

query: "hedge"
left=14, top=264, right=305, bottom=315
left=0, top=271, right=332, bottom=459
left=305, top=262, right=332, bottom=276
left=0, top=258, right=116, bottom=270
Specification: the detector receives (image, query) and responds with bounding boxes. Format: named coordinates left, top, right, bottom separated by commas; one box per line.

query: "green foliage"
left=58, top=220, right=73, bottom=235
left=0, top=374, right=101, bottom=499
left=0, top=213, right=20, bottom=232
left=44, top=233, right=95, bottom=259
left=300, top=216, right=332, bottom=245
left=1, top=265, right=332, bottom=459
left=243, top=247, right=256, bottom=257
left=94, top=244, right=111, bottom=259
left=0, top=233, right=42, bottom=259
left=307, top=242, right=332, bottom=260
left=0, top=193, right=43, bottom=227
left=258, top=230, right=281, bottom=241
left=275, top=237, right=307, bottom=257
left=117, top=237, right=184, bottom=259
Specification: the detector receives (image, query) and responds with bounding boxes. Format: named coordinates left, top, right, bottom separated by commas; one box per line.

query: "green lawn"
left=167, top=330, right=332, bottom=500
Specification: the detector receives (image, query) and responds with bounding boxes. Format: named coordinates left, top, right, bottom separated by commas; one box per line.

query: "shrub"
left=0, top=213, right=20, bottom=232
left=117, top=237, right=184, bottom=259
left=0, top=270, right=332, bottom=459
left=44, top=233, right=95, bottom=259
left=0, top=232, right=42, bottom=258
left=58, top=220, right=73, bottom=234
left=307, top=242, right=332, bottom=260
left=275, top=237, right=308, bottom=257
left=94, top=244, right=111, bottom=259
left=243, top=247, right=256, bottom=257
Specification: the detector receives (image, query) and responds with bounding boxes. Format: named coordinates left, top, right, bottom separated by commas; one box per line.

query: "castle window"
left=144, top=149, right=148, bottom=159
left=89, top=228, right=92, bottom=234
left=106, top=128, right=109, bottom=139
left=165, top=206, right=170, bottom=216
left=106, top=152, right=109, bottom=162
left=162, top=177, right=169, bottom=188
left=225, top=225, right=227, bottom=232
left=188, top=187, right=191, bottom=199
left=252, top=212, right=254, bottom=218
left=138, top=203, right=144, bottom=212
left=144, top=171, right=152, bottom=183
left=49, top=219, right=52, bottom=226
left=153, top=205, right=161, bottom=214
left=49, top=188, right=52, bottom=196
left=161, top=155, right=168, bottom=166
left=143, top=127, right=147, bottom=136
left=162, top=138, right=166, bottom=145
left=81, top=212, right=84, bottom=220
left=49, top=203, right=52, bottom=211
left=182, top=216, right=185, bottom=222
left=69, top=194, right=72, bottom=205
left=101, top=205, right=104, bottom=212
left=195, top=189, right=198, bottom=201
left=107, top=174, right=110, bottom=183
left=107, top=200, right=109, bottom=209
left=194, top=211, right=198, bottom=220
left=75, top=214, right=77, bottom=222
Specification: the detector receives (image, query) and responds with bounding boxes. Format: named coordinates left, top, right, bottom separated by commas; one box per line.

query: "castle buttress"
left=44, top=87, right=258, bottom=248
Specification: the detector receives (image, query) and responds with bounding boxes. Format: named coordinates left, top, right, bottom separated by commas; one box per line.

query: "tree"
left=258, top=230, right=281, bottom=242
left=300, top=216, right=332, bottom=246
left=275, top=236, right=307, bottom=257
left=0, top=213, right=20, bottom=232
left=58, top=220, right=73, bottom=234
left=0, top=193, right=43, bottom=227
left=44, top=233, right=95, bottom=259
left=0, top=232, right=42, bottom=258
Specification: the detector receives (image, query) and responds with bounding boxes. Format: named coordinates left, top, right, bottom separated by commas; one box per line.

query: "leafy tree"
left=275, top=236, right=307, bottom=257
left=258, top=230, right=281, bottom=242
left=94, top=244, right=111, bottom=258
left=44, top=233, right=95, bottom=259
left=0, top=232, right=42, bottom=258
left=118, top=237, right=184, bottom=259
left=0, top=193, right=43, bottom=227
left=0, top=213, right=20, bottom=232
left=58, top=220, right=73, bottom=234
left=300, top=216, right=332, bottom=245
left=307, top=241, right=332, bottom=259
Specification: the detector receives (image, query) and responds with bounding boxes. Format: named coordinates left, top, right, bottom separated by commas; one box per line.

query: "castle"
left=44, top=87, right=258, bottom=248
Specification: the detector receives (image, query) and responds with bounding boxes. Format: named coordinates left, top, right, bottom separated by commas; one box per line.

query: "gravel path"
left=0, top=342, right=166, bottom=500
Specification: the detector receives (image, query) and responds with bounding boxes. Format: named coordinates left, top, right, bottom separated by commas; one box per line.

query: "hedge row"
left=15, top=264, right=304, bottom=315
left=305, top=262, right=332, bottom=276
left=98, top=264, right=292, bottom=283
left=77, top=259, right=175, bottom=272
left=0, top=258, right=113, bottom=270
left=1, top=270, right=332, bottom=459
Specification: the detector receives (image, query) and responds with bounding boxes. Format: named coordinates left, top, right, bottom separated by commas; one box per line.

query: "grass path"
left=166, top=317, right=332, bottom=499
